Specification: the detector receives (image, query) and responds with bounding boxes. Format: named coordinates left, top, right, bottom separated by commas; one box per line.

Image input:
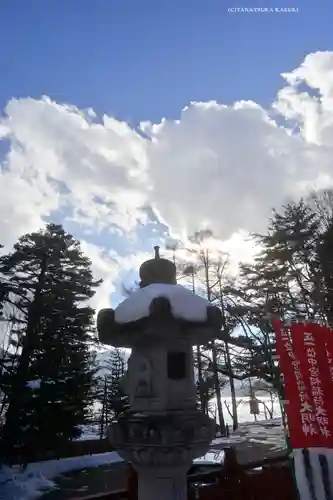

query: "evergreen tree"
left=217, top=195, right=332, bottom=392
left=316, top=219, right=333, bottom=325
left=95, top=348, right=128, bottom=439
left=223, top=202, right=320, bottom=391
left=105, top=348, right=127, bottom=420
left=242, top=200, right=320, bottom=319
left=0, top=223, right=101, bottom=464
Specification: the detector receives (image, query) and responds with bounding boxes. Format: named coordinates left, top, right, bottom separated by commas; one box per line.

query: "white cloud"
left=1, top=51, right=333, bottom=310
left=77, top=242, right=152, bottom=312
left=0, top=97, right=148, bottom=250
left=145, top=98, right=332, bottom=240
left=276, top=51, right=333, bottom=146
left=79, top=241, right=120, bottom=312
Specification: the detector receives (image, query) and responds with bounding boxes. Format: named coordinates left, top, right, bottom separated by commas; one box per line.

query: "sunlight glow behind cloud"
left=1, top=51, right=333, bottom=311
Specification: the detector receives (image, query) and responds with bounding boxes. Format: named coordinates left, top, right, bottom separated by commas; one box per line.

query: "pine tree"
left=218, top=197, right=330, bottom=393
left=0, top=223, right=101, bottom=464
left=105, top=348, right=127, bottom=421
left=95, top=348, right=128, bottom=438
left=316, top=220, right=333, bottom=325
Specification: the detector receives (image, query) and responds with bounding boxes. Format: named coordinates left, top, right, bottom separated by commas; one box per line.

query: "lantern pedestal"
left=138, top=470, right=187, bottom=500
left=108, top=411, right=215, bottom=500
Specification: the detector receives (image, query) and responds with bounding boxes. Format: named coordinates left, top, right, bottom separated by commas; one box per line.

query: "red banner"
left=324, top=324, right=333, bottom=383
left=273, top=319, right=333, bottom=449
left=273, top=319, right=317, bottom=448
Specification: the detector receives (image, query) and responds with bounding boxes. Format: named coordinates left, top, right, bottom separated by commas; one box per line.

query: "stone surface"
left=97, top=248, right=219, bottom=500
left=107, top=411, right=215, bottom=500
left=97, top=294, right=222, bottom=348
left=139, top=246, right=177, bottom=288
left=108, top=412, right=215, bottom=471
left=122, top=341, right=196, bottom=414
left=138, top=471, right=187, bottom=500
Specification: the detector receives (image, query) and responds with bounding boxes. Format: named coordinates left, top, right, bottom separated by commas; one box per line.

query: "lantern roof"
left=115, top=283, right=213, bottom=324
left=139, top=246, right=177, bottom=288
left=96, top=246, right=222, bottom=348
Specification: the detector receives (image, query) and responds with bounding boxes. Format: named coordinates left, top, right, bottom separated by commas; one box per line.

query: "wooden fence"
left=13, top=439, right=112, bottom=465
left=71, top=449, right=296, bottom=500
left=11, top=440, right=297, bottom=500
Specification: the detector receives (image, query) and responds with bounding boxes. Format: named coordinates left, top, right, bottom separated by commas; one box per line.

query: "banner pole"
left=261, top=314, right=288, bottom=441
left=263, top=314, right=300, bottom=499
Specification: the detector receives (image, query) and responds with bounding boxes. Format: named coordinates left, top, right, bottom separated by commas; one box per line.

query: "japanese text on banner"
left=273, top=319, right=318, bottom=448
left=291, top=323, right=333, bottom=447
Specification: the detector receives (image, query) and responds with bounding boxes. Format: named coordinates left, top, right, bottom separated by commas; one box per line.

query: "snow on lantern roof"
left=97, top=247, right=223, bottom=347
left=114, top=283, right=213, bottom=324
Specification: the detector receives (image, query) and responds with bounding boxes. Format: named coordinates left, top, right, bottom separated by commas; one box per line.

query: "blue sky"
left=1, top=0, right=332, bottom=125
left=1, top=0, right=333, bottom=311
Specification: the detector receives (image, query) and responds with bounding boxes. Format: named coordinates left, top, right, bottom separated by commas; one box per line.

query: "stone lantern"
left=97, top=246, right=222, bottom=500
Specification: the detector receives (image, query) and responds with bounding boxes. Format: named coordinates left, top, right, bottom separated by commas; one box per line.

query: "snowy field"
left=0, top=452, right=122, bottom=500
left=228, top=418, right=287, bottom=453
left=0, top=418, right=286, bottom=500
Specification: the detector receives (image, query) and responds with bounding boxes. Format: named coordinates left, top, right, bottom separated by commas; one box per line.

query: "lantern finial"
left=139, top=246, right=176, bottom=288
left=154, top=246, right=160, bottom=259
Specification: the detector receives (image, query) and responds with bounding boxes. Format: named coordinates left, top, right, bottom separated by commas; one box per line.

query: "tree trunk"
left=192, top=270, right=205, bottom=413
left=196, top=345, right=205, bottom=413
left=225, top=342, right=238, bottom=430
left=217, top=275, right=234, bottom=431
left=99, top=377, right=108, bottom=439
left=203, top=249, right=225, bottom=434
left=211, top=343, right=225, bottom=434
left=1, top=256, right=47, bottom=464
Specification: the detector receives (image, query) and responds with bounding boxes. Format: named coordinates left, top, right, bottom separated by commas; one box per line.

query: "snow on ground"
left=114, top=283, right=211, bottom=323
left=212, top=434, right=244, bottom=446
left=78, top=423, right=100, bottom=441
left=0, top=418, right=285, bottom=499
left=26, top=380, right=41, bottom=390
left=202, top=418, right=286, bottom=459
left=0, top=452, right=123, bottom=500
left=233, top=417, right=286, bottom=452
left=0, top=467, right=54, bottom=500
left=195, top=450, right=226, bottom=465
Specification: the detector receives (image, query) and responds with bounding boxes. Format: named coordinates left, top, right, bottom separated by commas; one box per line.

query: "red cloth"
left=273, top=319, right=333, bottom=448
